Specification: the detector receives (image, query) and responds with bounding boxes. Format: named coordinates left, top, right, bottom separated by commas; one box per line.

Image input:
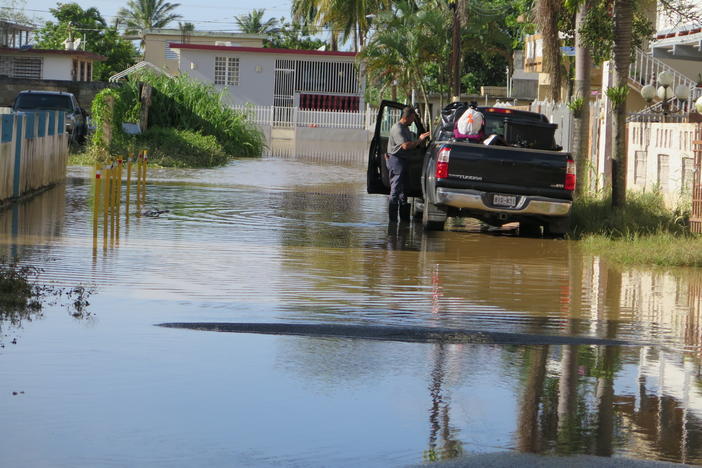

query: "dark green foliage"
left=0, top=261, right=41, bottom=316
left=137, top=127, right=230, bottom=167
left=578, top=0, right=655, bottom=64
left=0, top=259, right=94, bottom=324
left=265, top=19, right=327, bottom=50
left=34, top=3, right=138, bottom=81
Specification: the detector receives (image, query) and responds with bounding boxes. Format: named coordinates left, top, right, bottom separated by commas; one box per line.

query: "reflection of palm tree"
left=423, top=344, right=463, bottom=462
left=517, top=346, right=549, bottom=453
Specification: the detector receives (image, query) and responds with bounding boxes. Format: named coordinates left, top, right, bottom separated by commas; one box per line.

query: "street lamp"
left=640, top=71, right=690, bottom=120
left=696, top=95, right=702, bottom=114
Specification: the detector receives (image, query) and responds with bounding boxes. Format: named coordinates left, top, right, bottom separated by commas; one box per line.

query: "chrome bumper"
left=435, top=187, right=572, bottom=217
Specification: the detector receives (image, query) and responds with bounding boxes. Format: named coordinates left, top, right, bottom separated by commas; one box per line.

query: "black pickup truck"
left=367, top=101, right=575, bottom=234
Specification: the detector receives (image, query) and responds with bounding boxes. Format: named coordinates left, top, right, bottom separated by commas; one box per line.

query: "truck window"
left=15, top=94, right=73, bottom=112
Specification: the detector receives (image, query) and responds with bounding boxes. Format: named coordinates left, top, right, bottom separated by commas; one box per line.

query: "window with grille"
left=214, top=56, right=239, bottom=85
left=657, top=154, right=670, bottom=191
left=164, top=43, right=177, bottom=60
left=682, top=157, right=694, bottom=194
left=634, top=151, right=647, bottom=186
left=12, top=57, right=42, bottom=79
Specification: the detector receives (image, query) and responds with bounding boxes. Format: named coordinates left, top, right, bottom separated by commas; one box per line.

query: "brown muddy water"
left=2, top=158, right=702, bottom=467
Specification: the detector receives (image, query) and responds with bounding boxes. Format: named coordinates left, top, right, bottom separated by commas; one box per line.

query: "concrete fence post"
left=12, top=113, right=23, bottom=198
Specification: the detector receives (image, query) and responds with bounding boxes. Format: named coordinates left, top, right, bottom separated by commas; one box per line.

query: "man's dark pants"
left=386, top=154, right=410, bottom=221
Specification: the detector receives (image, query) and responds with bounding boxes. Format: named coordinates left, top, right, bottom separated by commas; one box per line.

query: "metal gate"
left=690, top=124, right=702, bottom=234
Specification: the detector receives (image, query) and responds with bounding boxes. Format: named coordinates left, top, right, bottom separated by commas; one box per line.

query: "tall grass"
left=88, top=72, right=264, bottom=166
left=570, top=191, right=698, bottom=267
left=569, top=190, right=687, bottom=239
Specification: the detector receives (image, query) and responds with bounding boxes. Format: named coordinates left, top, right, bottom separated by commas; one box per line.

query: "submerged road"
left=2, top=159, right=702, bottom=466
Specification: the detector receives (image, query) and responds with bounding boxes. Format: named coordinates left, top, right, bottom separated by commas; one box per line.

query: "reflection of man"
left=386, top=106, right=430, bottom=222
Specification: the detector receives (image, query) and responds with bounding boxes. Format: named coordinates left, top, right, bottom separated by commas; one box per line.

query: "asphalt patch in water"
left=157, top=322, right=630, bottom=346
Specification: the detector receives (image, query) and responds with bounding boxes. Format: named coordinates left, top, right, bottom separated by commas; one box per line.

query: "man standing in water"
left=386, top=106, right=430, bottom=222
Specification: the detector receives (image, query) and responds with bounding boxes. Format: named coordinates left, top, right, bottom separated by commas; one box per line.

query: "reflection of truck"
left=367, top=101, right=575, bottom=234
left=12, top=90, right=88, bottom=144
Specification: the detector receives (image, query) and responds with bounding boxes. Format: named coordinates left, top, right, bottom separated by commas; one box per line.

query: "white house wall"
left=41, top=55, right=72, bottom=80
left=179, top=50, right=276, bottom=106
left=627, top=122, right=697, bottom=207
left=178, top=49, right=361, bottom=108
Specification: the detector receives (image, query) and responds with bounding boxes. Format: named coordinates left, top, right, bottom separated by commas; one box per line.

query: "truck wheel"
left=411, top=198, right=424, bottom=220
left=422, top=202, right=447, bottom=231
left=544, top=217, right=570, bottom=237
left=519, top=220, right=542, bottom=237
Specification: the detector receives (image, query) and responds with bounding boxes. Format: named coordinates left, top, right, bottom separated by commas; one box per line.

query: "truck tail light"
left=436, top=146, right=450, bottom=179
left=565, top=158, right=576, bottom=191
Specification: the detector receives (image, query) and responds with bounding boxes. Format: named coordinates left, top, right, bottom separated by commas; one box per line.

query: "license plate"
left=493, top=194, right=517, bottom=207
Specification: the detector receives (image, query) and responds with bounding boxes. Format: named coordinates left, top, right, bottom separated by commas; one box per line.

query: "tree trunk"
left=450, top=1, right=461, bottom=99
left=536, top=0, right=562, bottom=101
left=611, top=0, right=634, bottom=208
left=572, top=0, right=594, bottom=197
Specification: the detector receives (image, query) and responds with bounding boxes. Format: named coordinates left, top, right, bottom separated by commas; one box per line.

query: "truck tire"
left=411, top=198, right=424, bottom=220
left=544, top=217, right=570, bottom=237
left=422, top=201, right=447, bottom=231
left=519, top=220, right=542, bottom=237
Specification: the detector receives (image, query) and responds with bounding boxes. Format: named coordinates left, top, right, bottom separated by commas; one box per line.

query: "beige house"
left=136, top=29, right=267, bottom=75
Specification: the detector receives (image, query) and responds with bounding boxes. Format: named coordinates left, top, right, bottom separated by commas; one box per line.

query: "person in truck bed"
left=386, top=106, right=430, bottom=222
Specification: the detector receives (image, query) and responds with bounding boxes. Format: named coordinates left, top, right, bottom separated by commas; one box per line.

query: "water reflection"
left=6, top=161, right=702, bottom=465
left=0, top=184, right=65, bottom=260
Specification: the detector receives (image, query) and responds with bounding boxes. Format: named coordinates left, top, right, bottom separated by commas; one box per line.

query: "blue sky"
left=26, top=0, right=294, bottom=31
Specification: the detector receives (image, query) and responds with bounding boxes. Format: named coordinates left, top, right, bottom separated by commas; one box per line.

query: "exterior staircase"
left=628, top=48, right=700, bottom=115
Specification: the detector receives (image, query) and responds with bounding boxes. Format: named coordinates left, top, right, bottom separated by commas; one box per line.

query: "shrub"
left=137, top=127, right=230, bottom=168
left=88, top=72, right=264, bottom=165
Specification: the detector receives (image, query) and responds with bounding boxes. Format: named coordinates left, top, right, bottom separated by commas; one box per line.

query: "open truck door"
left=366, top=100, right=426, bottom=197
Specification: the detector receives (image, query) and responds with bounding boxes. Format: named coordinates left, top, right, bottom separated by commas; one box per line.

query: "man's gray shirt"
left=387, top=122, right=415, bottom=159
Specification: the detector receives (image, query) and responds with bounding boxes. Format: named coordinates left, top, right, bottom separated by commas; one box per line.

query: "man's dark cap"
left=402, top=106, right=415, bottom=119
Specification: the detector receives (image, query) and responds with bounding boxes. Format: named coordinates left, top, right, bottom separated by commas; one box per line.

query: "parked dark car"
left=367, top=101, right=575, bottom=234
left=12, top=90, right=88, bottom=144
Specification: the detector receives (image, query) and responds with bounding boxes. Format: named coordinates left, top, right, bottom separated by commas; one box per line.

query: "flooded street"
left=2, top=157, right=702, bottom=466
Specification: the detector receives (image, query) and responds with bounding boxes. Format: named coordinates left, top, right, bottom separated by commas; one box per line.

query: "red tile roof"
left=169, top=42, right=357, bottom=57
left=0, top=47, right=106, bottom=61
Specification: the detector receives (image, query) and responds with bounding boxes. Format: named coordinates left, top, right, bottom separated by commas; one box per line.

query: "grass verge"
left=569, top=191, right=695, bottom=267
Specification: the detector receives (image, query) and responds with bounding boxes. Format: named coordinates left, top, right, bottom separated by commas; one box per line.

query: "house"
left=137, top=29, right=267, bottom=76
left=0, top=20, right=104, bottom=81
left=170, top=42, right=364, bottom=111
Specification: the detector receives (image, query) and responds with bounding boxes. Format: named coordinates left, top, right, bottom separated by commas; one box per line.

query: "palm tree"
left=572, top=0, right=594, bottom=197
left=534, top=0, right=562, bottom=101
left=293, top=0, right=389, bottom=51
left=117, top=0, right=182, bottom=44
left=359, top=2, right=448, bottom=125
left=610, top=0, right=634, bottom=208
left=235, top=9, right=280, bottom=35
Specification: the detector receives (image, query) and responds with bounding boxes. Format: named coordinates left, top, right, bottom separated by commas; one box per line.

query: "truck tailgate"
left=441, top=141, right=572, bottom=198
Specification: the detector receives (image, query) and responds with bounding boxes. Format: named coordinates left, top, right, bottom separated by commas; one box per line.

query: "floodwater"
left=2, top=157, right=702, bottom=467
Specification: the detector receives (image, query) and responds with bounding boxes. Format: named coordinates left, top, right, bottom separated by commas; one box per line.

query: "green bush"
left=569, top=191, right=688, bottom=239
left=88, top=72, right=264, bottom=166
left=137, top=127, right=230, bottom=168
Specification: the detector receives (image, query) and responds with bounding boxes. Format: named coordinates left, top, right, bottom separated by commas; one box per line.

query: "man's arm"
left=399, top=131, right=431, bottom=150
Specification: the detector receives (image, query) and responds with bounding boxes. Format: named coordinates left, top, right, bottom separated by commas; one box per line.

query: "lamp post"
left=640, top=71, right=690, bottom=121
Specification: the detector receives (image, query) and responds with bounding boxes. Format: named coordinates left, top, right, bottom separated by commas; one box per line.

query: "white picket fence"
left=232, top=105, right=376, bottom=130
left=529, top=100, right=574, bottom=153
